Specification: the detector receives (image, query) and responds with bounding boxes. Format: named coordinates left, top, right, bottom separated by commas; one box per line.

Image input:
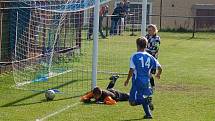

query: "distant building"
left=108, top=0, right=215, bottom=30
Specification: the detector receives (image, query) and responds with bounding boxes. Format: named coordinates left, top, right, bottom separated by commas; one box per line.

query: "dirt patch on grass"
left=156, top=83, right=211, bottom=92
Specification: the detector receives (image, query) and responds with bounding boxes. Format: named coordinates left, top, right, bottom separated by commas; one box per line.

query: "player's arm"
left=156, top=66, right=162, bottom=79
left=80, top=91, right=94, bottom=102
left=154, top=58, right=162, bottom=79
left=104, top=96, right=117, bottom=105
left=124, top=68, right=134, bottom=86
left=155, top=37, right=161, bottom=52
left=124, top=55, right=135, bottom=86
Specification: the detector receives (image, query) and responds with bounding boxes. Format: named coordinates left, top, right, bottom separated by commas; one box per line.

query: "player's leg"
left=106, top=75, right=119, bottom=89
left=110, top=20, right=115, bottom=35
left=106, top=88, right=129, bottom=101
left=87, top=24, right=93, bottom=40
left=149, top=57, right=157, bottom=111
left=149, top=74, right=155, bottom=110
left=150, top=53, right=158, bottom=90
left=87, top=16, right=94, bottom=40
left=99, top=16, right=106, bottom=38
left=148, top=75, right=155, bottom=111
left=120, top=18, right=125, bottom=34
left=148, top=96, right=154, bottom=111
left=150, top=53, right=159, bottom=89
left=150, top=70, right=156, bottom=88
left=137, top=86, right=153, bottom=118
left=142, top=99, right=152, bottom=119
left=118, top=19, right=121, bottom=35
left=135, top=93, right=152, bottom=118
left=129, top=85, right=138, bottom=106
left=117, top=91, right=129, bottom=101
left=113, top=20, right=119, bottom=35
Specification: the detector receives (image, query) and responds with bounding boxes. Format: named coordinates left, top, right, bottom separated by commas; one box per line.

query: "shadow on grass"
left=81, top=101, right=94, bottom=104
left=6, top=95, right=82, bottom=107
left=0, top=79, right=79, bottom=107
left=186, top=36, right=215, bottom=41
left=80, top=101, right=99, bottom=106
left=120, top=117, right=144, bottom=121
left=186, top=37, right=195, bottom=40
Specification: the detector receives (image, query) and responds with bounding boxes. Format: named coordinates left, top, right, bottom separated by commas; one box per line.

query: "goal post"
left=92, top=0, right=100, bottom=89
left=141, top=0, right=147, bottom=36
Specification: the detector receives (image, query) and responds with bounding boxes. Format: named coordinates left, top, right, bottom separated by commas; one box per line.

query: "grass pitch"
left=0, top=32, right=215, bottom=121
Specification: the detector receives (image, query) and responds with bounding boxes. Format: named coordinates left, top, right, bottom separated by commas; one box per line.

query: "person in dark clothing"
left=118, top=0, right=130, bottom=35
left=88, top=5, right=108, bottom=39
left=94, top=87, right=129, bottom=104
left=81, top=87, right=129, bottom=105
left=123, top=0, right=130, bottom=13
left=99, top=5, right=109, bottom=38
left=80, top=75, right=129, bottom=105
left=110, top=2, right=126, bottom=35
left=145, top=24, right=161, bottom=90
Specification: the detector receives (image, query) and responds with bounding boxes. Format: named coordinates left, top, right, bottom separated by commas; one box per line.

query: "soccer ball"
left=45, top=90, right=55, bottom=101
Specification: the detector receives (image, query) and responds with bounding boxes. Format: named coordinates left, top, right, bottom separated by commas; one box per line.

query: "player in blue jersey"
left=124, top=37, right=162, bottom=119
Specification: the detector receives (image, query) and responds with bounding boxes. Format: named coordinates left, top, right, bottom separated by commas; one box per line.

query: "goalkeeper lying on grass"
left=80, top=76, right=129, bottom=105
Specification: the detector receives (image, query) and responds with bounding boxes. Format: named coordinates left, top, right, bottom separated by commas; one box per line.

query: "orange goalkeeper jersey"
left=80, top=90, right=117, bottom=105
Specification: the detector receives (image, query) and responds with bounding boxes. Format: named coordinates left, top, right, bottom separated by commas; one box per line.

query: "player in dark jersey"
left=80, top=76, right=129, bottom=105
left=145, top=24, right=161, bottom=89
left=145, top=24, right=161, bottom=111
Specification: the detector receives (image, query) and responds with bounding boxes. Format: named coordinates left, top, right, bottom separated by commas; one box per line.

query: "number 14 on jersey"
left=139, top=57, right=150, bottom=68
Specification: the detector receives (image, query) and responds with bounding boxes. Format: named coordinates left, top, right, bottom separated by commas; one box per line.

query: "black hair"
left=93, top=87, right=102, bottom=95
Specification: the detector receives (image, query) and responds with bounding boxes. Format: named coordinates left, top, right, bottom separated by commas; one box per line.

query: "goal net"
left=11, top=0, right=146, bottom=95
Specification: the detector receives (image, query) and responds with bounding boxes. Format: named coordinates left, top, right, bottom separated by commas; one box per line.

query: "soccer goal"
left=11, top=0, right=148, bottom=96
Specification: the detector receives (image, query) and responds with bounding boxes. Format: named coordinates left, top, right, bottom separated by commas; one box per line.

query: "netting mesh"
left=11, top=1, right=96, bottom=95
left=11, top=0, right=142, bottom=95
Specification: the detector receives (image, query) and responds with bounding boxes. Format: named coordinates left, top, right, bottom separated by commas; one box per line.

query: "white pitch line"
left=36, top=102, right=80, bottom=121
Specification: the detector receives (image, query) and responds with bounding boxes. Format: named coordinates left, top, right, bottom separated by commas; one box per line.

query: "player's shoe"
left=143, top=115, right=152, bottom=119
left=106, top=75, right=119, bottom=89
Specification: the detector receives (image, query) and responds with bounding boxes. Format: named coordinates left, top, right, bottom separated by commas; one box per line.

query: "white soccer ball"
left=45, top=90, right=55, bottom=101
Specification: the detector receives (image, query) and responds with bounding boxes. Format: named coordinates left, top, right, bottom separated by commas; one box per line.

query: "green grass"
left=0, top=32, right=215, bottom=121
